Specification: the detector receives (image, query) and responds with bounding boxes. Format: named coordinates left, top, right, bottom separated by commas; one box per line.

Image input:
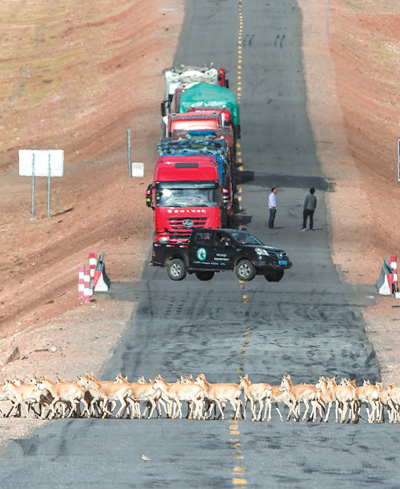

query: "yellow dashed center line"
left=230, top=1, right=248, bottom=487
left=233, top=479, right=247, bottom=485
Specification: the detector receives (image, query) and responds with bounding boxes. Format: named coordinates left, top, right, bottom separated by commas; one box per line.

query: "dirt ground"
left=0, top=0, right=399, bottom=446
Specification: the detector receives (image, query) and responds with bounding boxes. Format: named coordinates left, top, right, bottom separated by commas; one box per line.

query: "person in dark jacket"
left=302, top=187, right=317, bottom=231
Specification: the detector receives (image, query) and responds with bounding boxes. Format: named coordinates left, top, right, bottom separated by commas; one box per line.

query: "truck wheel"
left=264, top=270, right=284, bottom=282
left=167, top=258, right=186, bottom=281
left=236, top=260, right=256, bottom=281
left=195, top=271, right=214, bottom=281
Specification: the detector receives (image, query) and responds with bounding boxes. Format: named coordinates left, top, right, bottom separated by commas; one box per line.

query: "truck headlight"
left=255, top=248, right=269, bottom=256
left=159, top=237, right=169, bottom=244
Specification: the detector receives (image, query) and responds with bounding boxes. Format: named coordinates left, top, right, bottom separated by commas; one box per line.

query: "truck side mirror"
left=145, top=184, right=154, bottom=209
left=161, top=100, right=170, bottom=118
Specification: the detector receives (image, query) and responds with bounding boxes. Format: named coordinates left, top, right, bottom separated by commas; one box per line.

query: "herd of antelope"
left=1, top=372, right=399, bottom=424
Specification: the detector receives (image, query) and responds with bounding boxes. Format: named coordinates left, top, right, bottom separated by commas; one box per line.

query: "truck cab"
left=156, top=135, right=235, bottom=223
left=146, top=156, right=228, bottom=243
left=167, top=113, right=222, bottom=139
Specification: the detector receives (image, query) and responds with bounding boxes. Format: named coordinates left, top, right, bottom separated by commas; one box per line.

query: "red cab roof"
left=155, top=155, right=218, bottom=182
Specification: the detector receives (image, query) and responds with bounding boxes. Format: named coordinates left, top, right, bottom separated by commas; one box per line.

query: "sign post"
left=326, top=0, right=330, bottom=41
left=47, top=154, right=51, bottom=218
left=127, top=128, right=132, bottom=178
left=31, top=154, right=36, bottom=220
left=398, top=138, right=400, bottom=182
left=19, top=149, right=64, bottom=219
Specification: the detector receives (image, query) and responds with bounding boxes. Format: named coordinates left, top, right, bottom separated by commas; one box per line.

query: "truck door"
left=212, top=231, right=236, bottom=270
left=188, top=230, right=214, bottom=269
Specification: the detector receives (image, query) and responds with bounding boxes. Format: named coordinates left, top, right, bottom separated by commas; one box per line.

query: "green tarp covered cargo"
left=178, top=83, right=240, bottom=127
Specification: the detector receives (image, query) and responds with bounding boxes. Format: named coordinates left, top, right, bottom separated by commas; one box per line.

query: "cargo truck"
left=178, top=83, right=241, bottom=140
left=145, top=155, right=230, bottom=243
left=161, top=64, right=229, bottom=127
left=157, top=135, right=235, bottom=221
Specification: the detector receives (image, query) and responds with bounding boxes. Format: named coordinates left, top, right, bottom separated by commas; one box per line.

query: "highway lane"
left=0, top=1, right=398, bottom=488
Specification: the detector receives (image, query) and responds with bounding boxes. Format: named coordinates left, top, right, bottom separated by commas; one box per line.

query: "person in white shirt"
left=268, top=187, right=277, bottom=228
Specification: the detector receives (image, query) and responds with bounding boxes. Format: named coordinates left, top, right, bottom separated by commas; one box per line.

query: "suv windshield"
left=155, top=182, right=219, bottom=208
left=230, top=231, right=263, bottom=246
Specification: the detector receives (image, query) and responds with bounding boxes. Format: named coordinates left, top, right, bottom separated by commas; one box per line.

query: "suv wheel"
left=195, top=271, right=214, bottom=281
left=236, top=259, right=256, bottom=281
left=264, top=270, right=284, bottom=282
left=167, top=258, right=186, bottom=281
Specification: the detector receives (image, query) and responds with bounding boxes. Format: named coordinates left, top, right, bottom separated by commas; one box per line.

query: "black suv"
left=152, top=228, right=292, bottom=282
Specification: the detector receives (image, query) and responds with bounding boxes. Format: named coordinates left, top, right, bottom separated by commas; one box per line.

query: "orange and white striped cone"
left=89, top=252, right=97, bottom=292
left=78, top=266, right=85, bottom=299
left=83, top=268, right=91, bottom=303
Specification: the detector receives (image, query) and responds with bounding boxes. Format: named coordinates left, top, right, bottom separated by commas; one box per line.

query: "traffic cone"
left=89, top=252, right=97, bottom=293
left=78, top=266, right=85, bottom=299
left=83, top=268, right=91, bottom=303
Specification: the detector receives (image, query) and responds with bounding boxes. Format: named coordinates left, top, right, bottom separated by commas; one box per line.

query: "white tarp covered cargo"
left=163, top=64, right=219, bottom=100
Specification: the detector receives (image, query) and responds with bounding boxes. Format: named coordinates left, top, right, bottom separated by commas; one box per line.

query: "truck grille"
left=168, top=216, right=208, bottom=238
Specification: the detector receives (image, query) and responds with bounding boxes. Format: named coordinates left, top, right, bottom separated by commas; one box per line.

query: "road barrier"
left=390, top=255, right=398, bottom=292
left=93, top=252, right=111, bottom=292
left=377, top=256, right=398, bottom=296
left=78, top=253, right=111, bottom=302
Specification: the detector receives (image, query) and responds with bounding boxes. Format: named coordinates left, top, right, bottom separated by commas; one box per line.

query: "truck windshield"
left=155, top=182, right=219, bottom=208
left=230, top=231, right=263, bottom=245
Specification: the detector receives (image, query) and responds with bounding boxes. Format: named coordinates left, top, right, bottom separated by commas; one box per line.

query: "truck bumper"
left=255, top=260, right=292, bottom=273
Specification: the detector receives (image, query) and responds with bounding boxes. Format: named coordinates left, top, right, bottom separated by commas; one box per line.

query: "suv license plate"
left=278, top=260, right=287, bottom=266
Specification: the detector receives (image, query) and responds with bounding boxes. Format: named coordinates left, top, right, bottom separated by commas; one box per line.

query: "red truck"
left=167, top=111, right=236, bottom=162
left=146, top=155, right=229, bottom=243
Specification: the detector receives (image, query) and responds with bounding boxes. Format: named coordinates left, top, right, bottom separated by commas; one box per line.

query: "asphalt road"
left=0, top=1, right=398, bottom=488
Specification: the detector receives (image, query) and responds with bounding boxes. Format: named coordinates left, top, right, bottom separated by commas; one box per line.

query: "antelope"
left=34, top=377, right=89, bottom=419
left=114, top=374, right=162, bottom=419
left=262, top=385, right=293, bottom=422
left=195, top=373, right=243, bottom=420
left=153, top=376, right=205, bottom=420
left=239, top=374, right=272, bottom=422
left=386, top=384, right=400, bottom=423
left=315, top=376, right=335, bottom=422
left=76, top=373, right=132, bottom=419
left=279, top=375, right=322, bottom=422
left=375, top=382, right=394, bottom=423
left=354, top=380, right=380, bottom=423
left=2, top=380, right=52, bottom=419
left=326, top=376, right=356, bottom=423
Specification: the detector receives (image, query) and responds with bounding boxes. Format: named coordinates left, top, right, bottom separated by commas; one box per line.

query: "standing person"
left=302, top=187, right=317, bottom=231
left=268, top=187, right=277, bottom=229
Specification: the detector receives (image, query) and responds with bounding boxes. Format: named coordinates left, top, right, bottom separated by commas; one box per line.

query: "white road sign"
left=19, top=150, right=64, bottom=177
left=132, top=162, right=144, bottom=177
